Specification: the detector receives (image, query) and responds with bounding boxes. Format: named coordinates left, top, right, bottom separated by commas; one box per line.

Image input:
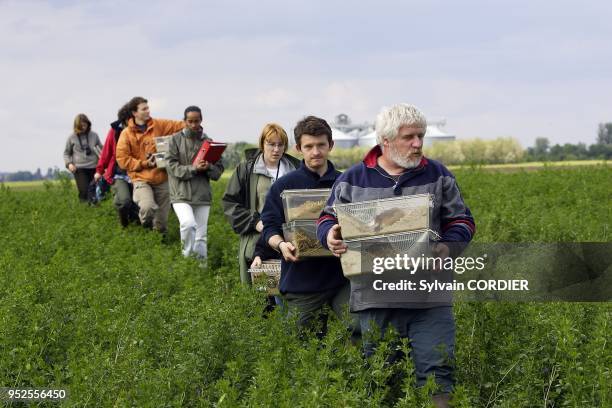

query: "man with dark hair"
left=116, top=96, right=184, bottom=233
left=261, top=115, right=357, bottom=338
left=293, top=115, right=334, bottom=147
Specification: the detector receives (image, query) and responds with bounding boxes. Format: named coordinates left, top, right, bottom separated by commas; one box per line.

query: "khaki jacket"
left=165, top=129, right=224, bottom=205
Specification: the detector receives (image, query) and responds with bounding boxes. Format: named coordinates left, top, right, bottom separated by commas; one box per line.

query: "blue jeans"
left=360, top=306, right=455, bottom=393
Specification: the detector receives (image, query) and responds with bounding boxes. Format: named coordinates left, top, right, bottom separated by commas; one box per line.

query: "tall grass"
left=0, top=168, right=610, bottom=407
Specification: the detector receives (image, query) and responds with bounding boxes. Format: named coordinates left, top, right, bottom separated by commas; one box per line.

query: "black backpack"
left=87, top=178, right=110, bottom=206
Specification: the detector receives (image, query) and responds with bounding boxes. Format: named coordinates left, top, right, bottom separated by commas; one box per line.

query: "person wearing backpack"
left=94, top=103, right=139, bottom=226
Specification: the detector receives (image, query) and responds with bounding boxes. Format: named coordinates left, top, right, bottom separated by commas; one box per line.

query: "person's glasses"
left=265, top=142, right=284, bottom=149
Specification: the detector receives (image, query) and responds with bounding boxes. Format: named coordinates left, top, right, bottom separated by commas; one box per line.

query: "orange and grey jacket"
left=115, top=117, right=184, bottom=185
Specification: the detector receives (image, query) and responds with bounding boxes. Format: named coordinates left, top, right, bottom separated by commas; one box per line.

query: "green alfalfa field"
left=0, top=165, right=610, bottom=407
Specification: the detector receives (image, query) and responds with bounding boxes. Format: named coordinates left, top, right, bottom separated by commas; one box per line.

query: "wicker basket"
left=283, top=220, right=333, bottom=259
left=248, top=260, right=281, bottom=295
left=334, top=194, right=433, bottom=239
left=281, top=188, right=332, bottom=221
left=340, top=229, right=439, bottom=277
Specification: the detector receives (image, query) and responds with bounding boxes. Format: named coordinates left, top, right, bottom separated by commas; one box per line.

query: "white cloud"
left=0, top=0, right=611, bottom=171
left=254, top=88, right=300, bottom=109
left=322, top=82, right=369, bottom=113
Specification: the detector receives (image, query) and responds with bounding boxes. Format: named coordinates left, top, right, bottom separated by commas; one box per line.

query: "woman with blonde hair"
left=63, top=113, right=103, bottom=202
left=222, top=123, right=300, bottom=284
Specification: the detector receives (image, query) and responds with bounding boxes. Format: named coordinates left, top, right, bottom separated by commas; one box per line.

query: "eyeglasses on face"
left=264, top=142, right=284, bottom=149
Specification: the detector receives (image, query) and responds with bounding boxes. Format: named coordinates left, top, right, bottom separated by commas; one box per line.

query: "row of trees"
left=224, top=122, right=612, bottom=169
left=0, top=167, right=64, bottom=182
left=425, top=137, right=524, bottom=165
left=526, top=138, right=612, bottom=162
left=1, top=145, right=260, bottom=182
left=3, top=123, right=610, bottom=181
left=524, top=123, right=612, bottom=161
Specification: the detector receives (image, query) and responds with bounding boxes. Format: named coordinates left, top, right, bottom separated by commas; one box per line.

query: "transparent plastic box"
left=153, top=152, right=168, bottom=169
left=334, top=193, right=433, bottom=240
left=155, top=136, right=172, bottom=153
left=340, top=229, right=439, bottom=277
left=282, top=220, right=332, bottom=259
left=248, top=260, right=281, bottom=294
left=281, top=188, right=331, bottom=221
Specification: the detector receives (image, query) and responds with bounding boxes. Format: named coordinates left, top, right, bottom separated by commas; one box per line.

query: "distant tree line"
left=0, top=144, right=258, bottom=182
left=220, top=142, right=257, bottom=169
left=3, top=123, right=610, bottom=181
left=525, top=139, right=612, bottom=162
left=526, top=122, right=612, bottom=161
left=425, top=137, right=524, bottom=165
left=0, top=167, right=64, bottom=182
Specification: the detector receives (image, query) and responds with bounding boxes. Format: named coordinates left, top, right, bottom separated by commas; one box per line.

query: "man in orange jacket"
left=116, top=96, right=184, bottom=233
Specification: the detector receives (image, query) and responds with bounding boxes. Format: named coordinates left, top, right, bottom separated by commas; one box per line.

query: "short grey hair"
left=375, top=103, right=427, bottom=145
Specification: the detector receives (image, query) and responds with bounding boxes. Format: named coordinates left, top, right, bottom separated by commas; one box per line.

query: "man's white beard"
left=388, top=143, right=422, bottom=169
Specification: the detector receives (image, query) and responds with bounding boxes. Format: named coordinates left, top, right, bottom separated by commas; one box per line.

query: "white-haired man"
left=316, top=104, right=475, bottom=407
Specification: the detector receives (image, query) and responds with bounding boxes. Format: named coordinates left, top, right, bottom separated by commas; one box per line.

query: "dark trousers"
left=283, top=282, right=360, bottom=340
left=74, top=168, right=95, bottom=202
left=360, top=306, right=455, bottom=393
left=111, top=179, right=139, bottom=226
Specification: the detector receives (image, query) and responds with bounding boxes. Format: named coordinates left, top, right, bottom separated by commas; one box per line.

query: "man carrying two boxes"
left=261, top=116, right=358, bottom=339
left=317, top=103, right=475, bottom=408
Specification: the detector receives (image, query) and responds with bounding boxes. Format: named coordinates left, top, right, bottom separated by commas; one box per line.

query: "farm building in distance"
left=330, top=113, right=456, bottom=148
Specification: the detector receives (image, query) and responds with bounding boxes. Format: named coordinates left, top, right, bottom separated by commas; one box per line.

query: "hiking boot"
left=431, top=393, right=451, bottom=408
left=129, top=203, right=141, bottom=224
left=118, top=209, right=130, bottom=227
left=262, top=295, right=276, bottom=318
left=160, top=231, right=171, bottom=244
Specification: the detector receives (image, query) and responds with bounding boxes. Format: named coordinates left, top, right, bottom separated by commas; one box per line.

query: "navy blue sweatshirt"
left=253, top=233, right=279, bottom=261
left=262, top=161, right=347, bottom=293
left=317, top=146, right=475, bottom=253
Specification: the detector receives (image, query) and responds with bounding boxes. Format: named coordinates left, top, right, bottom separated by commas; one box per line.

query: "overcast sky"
left=1, top=0, right=611, bottom=172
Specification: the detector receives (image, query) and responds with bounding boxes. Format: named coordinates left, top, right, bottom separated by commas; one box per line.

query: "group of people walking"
left=63, top=100, right=475, bottom=407
left=222, top=104, right=475, bottom=407
left=63, top=97, right=223, bottom=260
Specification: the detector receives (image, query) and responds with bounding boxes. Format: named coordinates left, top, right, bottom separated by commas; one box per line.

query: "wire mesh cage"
left=334, top=193, right=433, bottom=239
left=340, top=229, right=440, bottom=277
left=248, top=260, right=281, bottom=294
left=283, top=220, right=333, bottom=259
left=280, top=188, right=332, bottom=221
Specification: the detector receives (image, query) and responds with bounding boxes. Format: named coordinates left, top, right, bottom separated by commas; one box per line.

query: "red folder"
left=192, top=140, right=227, bottom=165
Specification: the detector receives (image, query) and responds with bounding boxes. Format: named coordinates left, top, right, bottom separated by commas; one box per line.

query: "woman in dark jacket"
left=63, top=113, right=103, bottom=202
left=222, top=123, right=300, bottom=284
